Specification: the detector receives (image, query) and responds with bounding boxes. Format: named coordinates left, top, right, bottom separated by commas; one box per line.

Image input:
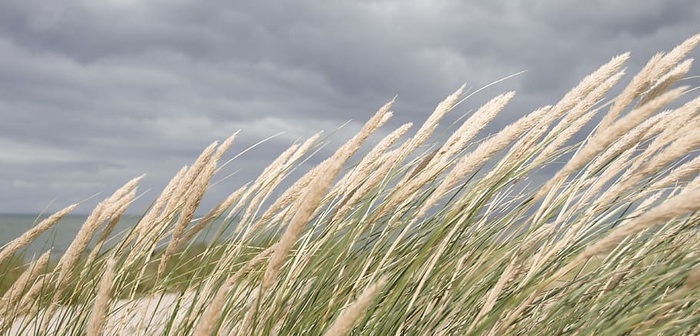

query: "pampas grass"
left=2, top=35, right=700, bottom=335
left=86, top=256, right=115, bottom=336
left=322, top=277, right=386, bottom=336
left=0, top=205, right=76, bottom=266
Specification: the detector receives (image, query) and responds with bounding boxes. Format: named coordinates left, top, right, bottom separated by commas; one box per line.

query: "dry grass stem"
left=597, top=34, right=699, bottom=132
left=86, top=257, right=115, bottom=336
left=193, top=245, right=275, bottom=336
left=544, top=186, right=700, bottom=293
left=548, top=52, right=629, bottom=127
left=533, top=71, right=625, bottom=166
left=536, top=87, right=686, bottom=201
left=322, top=277, right=386, bottom=336
left=0, top=250, right=51, bottom=316
left=157, top=162, right=216, bottom=278
left=0, top=204, right=76, bottom=266
left=418, top=104, right=547, bottom=218
left=639, top=58, right=693, bottom=105
left=56, top=176, right=141, bottom=287
left=261, top=100, right=390, bottom=300
left=433, top=92, right=515, bottom=168
left=335, top=122, right=412, bottom=196
left=403, top=85, right=465, bottom=155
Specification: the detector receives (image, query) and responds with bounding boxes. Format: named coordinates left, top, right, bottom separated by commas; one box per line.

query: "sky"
left=1, top=0, right=698, bottom=215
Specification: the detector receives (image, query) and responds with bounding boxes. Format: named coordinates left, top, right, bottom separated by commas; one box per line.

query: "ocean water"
left=0, top=213, right=141, bottom=258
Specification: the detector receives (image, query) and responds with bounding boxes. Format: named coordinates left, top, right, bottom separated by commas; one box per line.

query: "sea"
left=0, top=213, right=141, bottom=258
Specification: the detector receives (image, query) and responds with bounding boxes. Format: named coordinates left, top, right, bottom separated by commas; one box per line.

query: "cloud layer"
left=1, top=0, right=698, bottom=213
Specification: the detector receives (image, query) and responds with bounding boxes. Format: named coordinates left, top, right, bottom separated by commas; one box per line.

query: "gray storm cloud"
left=1, top=0, right=698, bottom=213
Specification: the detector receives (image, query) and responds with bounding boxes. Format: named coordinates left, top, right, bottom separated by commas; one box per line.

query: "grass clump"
left=1, top=34, right=700, bottom=335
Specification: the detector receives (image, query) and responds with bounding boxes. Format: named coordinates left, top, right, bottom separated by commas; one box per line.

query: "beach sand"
left=6, top=292, right=194, bottom=335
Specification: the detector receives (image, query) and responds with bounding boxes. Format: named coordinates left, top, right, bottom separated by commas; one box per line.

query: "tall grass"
left=2, top=34, right=700, bottom=335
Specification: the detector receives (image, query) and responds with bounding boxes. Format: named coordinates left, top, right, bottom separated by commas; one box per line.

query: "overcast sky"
left=1, top=0, right=698, bottom=215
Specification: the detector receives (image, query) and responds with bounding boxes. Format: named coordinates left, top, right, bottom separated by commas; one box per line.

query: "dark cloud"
left=0, top=0, right=698, bottom=214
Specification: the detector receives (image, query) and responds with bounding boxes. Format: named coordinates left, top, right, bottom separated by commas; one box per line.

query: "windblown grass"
left=2, top=35, right=700, bottom=335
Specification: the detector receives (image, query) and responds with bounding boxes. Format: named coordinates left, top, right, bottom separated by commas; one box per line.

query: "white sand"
left=5, top=283, right=259, bottom=335
left=6, top=292, right=196, bottom=335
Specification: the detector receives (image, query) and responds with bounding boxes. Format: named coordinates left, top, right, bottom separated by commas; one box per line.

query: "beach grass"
left=1, top=34, right=700, bottom=335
